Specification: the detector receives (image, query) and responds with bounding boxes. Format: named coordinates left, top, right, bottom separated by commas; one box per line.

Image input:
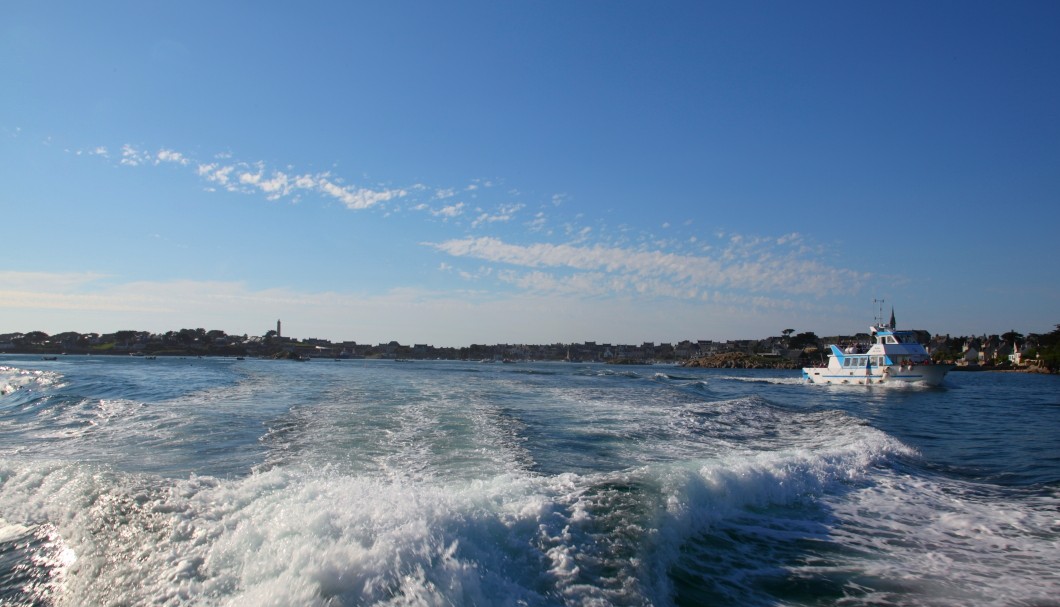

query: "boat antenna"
left=873, top=298, right=885, bottom=326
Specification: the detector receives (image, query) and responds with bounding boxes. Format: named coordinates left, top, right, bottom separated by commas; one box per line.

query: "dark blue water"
left=0, top=355, right=1057, bottom=605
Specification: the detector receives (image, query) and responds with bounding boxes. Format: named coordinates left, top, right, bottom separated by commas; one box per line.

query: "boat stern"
left=802, top=366, right=827, bottom=384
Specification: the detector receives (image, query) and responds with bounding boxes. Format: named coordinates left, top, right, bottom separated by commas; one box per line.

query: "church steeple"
left=889, top=307, right=896, bottom=330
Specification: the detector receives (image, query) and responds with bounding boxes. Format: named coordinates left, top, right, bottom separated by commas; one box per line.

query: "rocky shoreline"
left=679, top=352, right=802, bottom=370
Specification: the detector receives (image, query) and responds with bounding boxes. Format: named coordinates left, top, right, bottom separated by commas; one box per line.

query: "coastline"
left=679, top=352, right=801, bottom=370
left=5, top=350, right=1055, bottom=375
left=950, top=365, right=1056, bottom=374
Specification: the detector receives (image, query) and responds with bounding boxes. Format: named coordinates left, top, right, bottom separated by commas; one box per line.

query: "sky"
left=2, top=1, right=1058, bottom=347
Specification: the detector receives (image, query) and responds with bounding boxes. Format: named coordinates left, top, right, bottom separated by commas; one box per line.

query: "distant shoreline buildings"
left=2, top=324, right=1057, bottom=372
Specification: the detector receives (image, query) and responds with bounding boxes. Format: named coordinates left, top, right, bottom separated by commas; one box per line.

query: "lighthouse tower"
left=277, top=319, right=282, bottom=338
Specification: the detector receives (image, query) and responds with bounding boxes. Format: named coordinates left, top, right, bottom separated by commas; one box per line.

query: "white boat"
left=802, top=310, right=950, bottom=386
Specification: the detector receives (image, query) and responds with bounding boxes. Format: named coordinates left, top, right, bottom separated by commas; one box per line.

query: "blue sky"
left=3, top=1, right=1058, bottom=346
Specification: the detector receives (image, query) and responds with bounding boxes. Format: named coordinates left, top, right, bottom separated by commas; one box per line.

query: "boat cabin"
left=829, top=327, right=931, bottom=368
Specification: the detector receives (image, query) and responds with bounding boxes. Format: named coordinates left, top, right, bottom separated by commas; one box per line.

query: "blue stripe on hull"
left=803, top=364, right=950, bottom=386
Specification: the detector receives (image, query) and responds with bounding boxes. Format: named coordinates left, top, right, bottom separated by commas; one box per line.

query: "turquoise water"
left=1, top=355, right=1057, bottom=606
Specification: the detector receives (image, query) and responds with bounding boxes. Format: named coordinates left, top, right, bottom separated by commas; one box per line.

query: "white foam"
left=259, top=374, right=539, bottom=483
left=716, top=374, right=807, bottom=385
left=615, top=425, right=915, bottom=602
left=0, top=365, right=64, bottom=396
left=3, top=418, right=1048, bottom=607
left=7, top=447, right=873, bottom=606
left=817, top=472, right=1060, bottom=605
left=654, top=427, right=912, bottom=536
left=0, top=460, right=653, bottom=605
left=0, top=517, right=32, bottom=542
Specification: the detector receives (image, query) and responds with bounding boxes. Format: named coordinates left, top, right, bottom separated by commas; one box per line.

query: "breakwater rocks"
left=680, top=352, right=801, bottom=369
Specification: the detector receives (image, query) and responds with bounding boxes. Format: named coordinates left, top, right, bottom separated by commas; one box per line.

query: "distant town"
left=3, top=320, right=1058, bottom=373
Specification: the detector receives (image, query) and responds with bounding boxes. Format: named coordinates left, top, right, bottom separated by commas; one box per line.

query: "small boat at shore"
left=803, top=310, right=950, bottom=386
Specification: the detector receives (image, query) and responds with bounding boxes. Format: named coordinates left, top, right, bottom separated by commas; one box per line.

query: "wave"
left=3, top=360, right=1055, bottom=605
left=0, top=366, right=64, bottom=399
left=0, top=363, right=296, bottom=478
left=0, top=424, right=915, bottom=606
left=575, top=367, right=644, bottom=380
left=0, top=519, right=73, bottom=604
left=5, top=420, right=1052, bottom=607
left=797, top=474, right=1060, bottom=606
left=715, top=374, right=806, bottom=385
left=652, top=372, right=711, bottom=395
left=652, top=372, right=701, bottom=381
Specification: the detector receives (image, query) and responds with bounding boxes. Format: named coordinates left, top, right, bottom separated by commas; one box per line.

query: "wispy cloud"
left=317, top=176, right=406, bottom=210
left=75, top=143, right=552, bottom=232
left=156, top=149, right=189, bottom=166
left=63, top=139, right=870, bottom=319
left=433, top=202, right=465, bottom=218
left=471, top=203, right=524, bottom=228
left=429, top=236, right=868, bottom=299
left=0, top=272, right=343, bottom=318
left=3, top=271, right=707, bottom=344
left=120, top=144, right=150, bottom=166
left=197, top=162, right=237, bottom=188
left=0, top=271, right=110, bottom=293
left=105, top=145, right=408, bottom=210
left=526, top=212, right=547, bottom=232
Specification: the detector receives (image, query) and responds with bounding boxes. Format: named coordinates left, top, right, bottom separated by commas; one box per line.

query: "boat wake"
left=0, top=419, right=915, bottom=607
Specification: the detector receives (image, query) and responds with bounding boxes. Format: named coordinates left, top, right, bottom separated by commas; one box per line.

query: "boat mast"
left=873, top=298, right=885, bottom=328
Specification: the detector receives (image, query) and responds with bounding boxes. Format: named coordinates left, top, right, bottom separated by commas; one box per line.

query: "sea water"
left=0, top=355, right=1056, bottom=606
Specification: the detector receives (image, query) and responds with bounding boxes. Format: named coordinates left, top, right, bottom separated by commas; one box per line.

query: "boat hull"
left=802, top=363, right=950, bottom=386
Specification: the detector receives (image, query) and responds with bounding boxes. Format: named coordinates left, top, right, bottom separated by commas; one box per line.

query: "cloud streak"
left=107, top=144, right=410, bottom=210
left=67, top=140, right=870, bottom=318
left=471, top=203, right=524, bottom=228
left=430, top=236, right=868, bottom=299
left=202, top=160, right=407, bottom=210
left=0, top=271, right=820, bottom=345
left=77, top=143, right=554, bottom=232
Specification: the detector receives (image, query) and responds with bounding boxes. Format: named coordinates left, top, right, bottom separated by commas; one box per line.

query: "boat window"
left=886, top=336, right=897, bottom=344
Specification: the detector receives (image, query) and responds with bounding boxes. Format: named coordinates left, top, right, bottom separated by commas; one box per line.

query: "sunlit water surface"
left=1, top=355, right=1057, bottom=606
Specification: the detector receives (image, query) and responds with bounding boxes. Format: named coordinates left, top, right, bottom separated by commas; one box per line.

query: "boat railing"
left=842, top=343, right=870, bottom=354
